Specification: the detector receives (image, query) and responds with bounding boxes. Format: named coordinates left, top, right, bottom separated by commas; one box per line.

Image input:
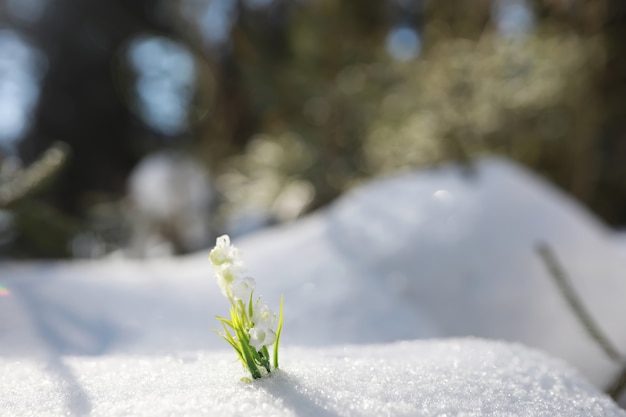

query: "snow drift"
left=1, top=157, right=625, bottom=389
left=1, top=339, right=624, bottom=417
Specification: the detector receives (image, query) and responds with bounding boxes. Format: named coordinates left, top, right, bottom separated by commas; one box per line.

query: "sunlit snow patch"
left=0, top=339, right=623, bottom=417
left=2, top=157, right=626, bottom=390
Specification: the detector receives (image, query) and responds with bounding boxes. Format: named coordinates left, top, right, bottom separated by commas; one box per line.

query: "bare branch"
left=536, top=242, right=622, bottom=362
left=607, top=367, right=626, bottom=402
left=0, top=142, right=71, bottom=209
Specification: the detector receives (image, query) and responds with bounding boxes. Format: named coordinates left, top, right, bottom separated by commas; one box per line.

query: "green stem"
left=260, top=346, right=271, bottom=373
left=236, top=326, right=261, bottom=379
left=273, top=296, right=284, bottom=369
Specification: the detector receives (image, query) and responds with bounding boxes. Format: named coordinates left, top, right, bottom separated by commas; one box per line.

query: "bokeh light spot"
left=492, top=0, right=535, bottom=39
left=181, top=0, right=238, bottom=46
left=127, top=35, right=196, bottom=136
left=0, top=284, right=10, bottom=297
left=0, top=30, right=46, bottom=149
left=386, top=26, right=421, bottom=61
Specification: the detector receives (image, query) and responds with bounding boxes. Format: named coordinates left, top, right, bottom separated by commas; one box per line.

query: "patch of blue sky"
left=0, top=30, right=46, bottom=150
left=386, top=26, right=422, bottom=61
left=128, top=36, right=196, bottom=136
left=492, top=0, right=535, bottom=39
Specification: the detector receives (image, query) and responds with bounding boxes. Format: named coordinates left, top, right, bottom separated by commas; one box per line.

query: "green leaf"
left=215, top=315, right=234, bottom=329
left=213, top=328, right=244, bottom=363
left=273, top=295, right=284, bottom=369
left=248, top=292, right=254, bottom=320
left=217, top=325, right=239, bottom=350
left=219, top=322, right=237, bottom=345
left=234, top=321, right=261, bottom=379
left=260, top=345, right=271, bottom=373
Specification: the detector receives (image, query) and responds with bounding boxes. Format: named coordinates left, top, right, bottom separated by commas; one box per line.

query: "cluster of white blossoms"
left=210, top=235, right=254, bottom=300
left=249, top=304, right=278, bottom=350
left=209, top=235, right=282, bottom=378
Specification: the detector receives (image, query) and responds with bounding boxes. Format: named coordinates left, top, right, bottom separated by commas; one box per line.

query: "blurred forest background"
left=0, top=0, right=624, bottom=259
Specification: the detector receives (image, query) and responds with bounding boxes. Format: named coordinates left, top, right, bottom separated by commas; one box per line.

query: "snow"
left=126, top=151, right=213, bottom=255
left=2, top=339, right=624, bottom=417
left=2, top=156, right=626, bottom=412
left=236, top=157, right=626, bottom=388
left=613, top=231, right=626, bottom=261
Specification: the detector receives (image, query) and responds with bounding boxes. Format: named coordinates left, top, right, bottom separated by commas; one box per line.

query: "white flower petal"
left=209, top=234, right=240, bottom=266
left=249, top=326, right=276, bottom=350
left=214, top=262, right=243, bottom=297
left=252, top=304, right=276, bottom=328
left=230, top=276, right=256, bottom=301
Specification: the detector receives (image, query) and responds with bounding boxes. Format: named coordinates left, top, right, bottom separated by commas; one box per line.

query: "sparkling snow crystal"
left=1, top=339, right=624, bottom=416
left=2, top=157, right=626, bottom=390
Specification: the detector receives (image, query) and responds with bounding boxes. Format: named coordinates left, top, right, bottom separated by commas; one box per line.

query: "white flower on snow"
left=252, top=304, right=277, bottom=329
left=210, top=235, right=245, bottom=298
left=249, top=304, right=277, bottom=350
left=210, top=234, right=284, bottom=377
left=214, top=261, right=243, bottom=298
left=249, top=325, right=277, bottom=350
left=230, top=276, right=256, bottom=301
left=209, top=235, right=240, bottom=266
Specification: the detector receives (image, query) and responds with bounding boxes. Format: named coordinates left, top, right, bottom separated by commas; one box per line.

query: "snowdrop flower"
left=210, top=235, right=283, bottom=380
left=209, top=234, right=246, bottom=300
left=209, top=235, right=240, bottom=266
left=230, top=276, right=256, bottom=301
left=214, top=261, right=242, bottom=298
left=253, top=304, right=276, bottom=328
left=249, top=326, right=277, bottom=350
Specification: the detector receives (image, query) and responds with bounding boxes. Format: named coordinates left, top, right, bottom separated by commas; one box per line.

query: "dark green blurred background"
left=0, top=0, right=624, bottom=258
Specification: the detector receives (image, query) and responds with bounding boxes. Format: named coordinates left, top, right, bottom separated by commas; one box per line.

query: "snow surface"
left=2, top=339, right=624, bottom=417
left=127, top=151, right=214, bottom=255
left=2, top=157, right=626, bottom=392
left=237, top=158, right=626, bottom=388
left=613, top=231, right=626, bottom=261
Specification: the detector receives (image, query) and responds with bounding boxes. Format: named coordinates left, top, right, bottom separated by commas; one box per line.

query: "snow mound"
left=1, top=339, right=623, bottom=417
left=613, top=231, right=626, bottom=261
left=239, top=157, right=626, bottom=387
left=2, top=157, right=626, bottom=389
